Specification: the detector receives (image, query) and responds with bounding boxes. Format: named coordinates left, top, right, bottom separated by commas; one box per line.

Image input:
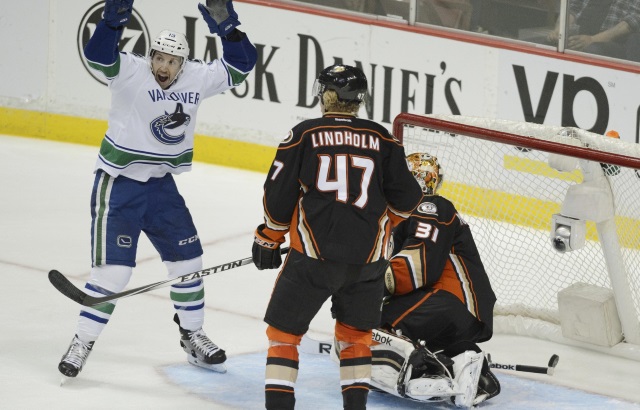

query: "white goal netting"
left=395, top=113, right=640, bottom=358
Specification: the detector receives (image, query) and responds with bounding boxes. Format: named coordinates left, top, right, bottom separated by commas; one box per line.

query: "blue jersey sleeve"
left=221, top=31, right=257, bottom=86
left=84, top=20, right=123, bottom=76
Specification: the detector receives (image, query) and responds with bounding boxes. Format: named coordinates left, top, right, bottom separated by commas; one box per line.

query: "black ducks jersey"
left=259, top=113, right=423, bottom=265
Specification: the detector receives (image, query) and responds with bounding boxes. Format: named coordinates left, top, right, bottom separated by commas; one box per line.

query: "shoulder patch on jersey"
left=417, top=201, right=437, bottom=215
left=281, top=130, right=294, bottom=144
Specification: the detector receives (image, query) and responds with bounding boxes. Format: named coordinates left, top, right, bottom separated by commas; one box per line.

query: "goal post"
left=393, top=113, right=640, bottom=360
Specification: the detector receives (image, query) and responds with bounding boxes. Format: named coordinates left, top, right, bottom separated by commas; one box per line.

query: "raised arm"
left=83, top=0, right=133, bottom=73
left=199, top=0, right=257, bottom=85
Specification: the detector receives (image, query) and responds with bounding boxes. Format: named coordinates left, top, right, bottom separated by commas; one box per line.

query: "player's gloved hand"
left=103, top=0, right=134, bottom=28
left=198, top=0, right=241, bottom=37
left=252, top=224, right=282, bottom=270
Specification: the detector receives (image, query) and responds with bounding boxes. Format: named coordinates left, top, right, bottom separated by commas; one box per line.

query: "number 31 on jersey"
left=416, top=221, right=439, bottom=242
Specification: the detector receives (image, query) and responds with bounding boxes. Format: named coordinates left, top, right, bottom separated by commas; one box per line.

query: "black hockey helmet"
left=313, top=64, right=368, bottom=104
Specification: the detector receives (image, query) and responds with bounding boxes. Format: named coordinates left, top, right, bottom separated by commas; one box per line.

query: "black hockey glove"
left=103, top=0, right=134, bottom=28
left=252, top=224, right=282, bottom=270
left=198, top=0, right=241, bottom=37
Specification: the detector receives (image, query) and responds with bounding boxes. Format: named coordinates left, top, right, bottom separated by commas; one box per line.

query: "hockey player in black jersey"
left=361, top=152, right=500, bottom=407
left=251, top=65, right=423, bottom=410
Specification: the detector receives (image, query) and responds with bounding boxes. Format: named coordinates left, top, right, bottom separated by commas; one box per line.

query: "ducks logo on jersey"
left=417, top=201, right=438, bottom=215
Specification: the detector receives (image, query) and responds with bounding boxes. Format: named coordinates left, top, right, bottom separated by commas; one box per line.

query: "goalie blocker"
left=330, top=328, right=500, bottom=407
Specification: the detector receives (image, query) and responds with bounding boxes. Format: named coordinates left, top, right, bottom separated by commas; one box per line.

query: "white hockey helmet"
left=149, top=30, right=190, bottom=87
left=149, top=30, right=189, bottom=65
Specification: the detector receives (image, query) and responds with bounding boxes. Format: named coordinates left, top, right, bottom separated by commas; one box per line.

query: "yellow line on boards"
left=0, top=106, right=276, bottom=173
left=440, top=180, right=639, bottom=249
left=2, top=107, right=638, bottom=249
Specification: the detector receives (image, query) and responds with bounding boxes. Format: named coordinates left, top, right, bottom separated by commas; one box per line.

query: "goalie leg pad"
left=371, top=328, right=416, bottom=356
left=370, top=330, right=459, bottom=402
left=370, top=363, right=403, bottom=397
left=369, top=328, right=416, bottom=396
left=402, top=346, right=456, bottom=402
left=405, top=376, right=456, bottom=401
left=451, top=350, right=484, bottom=408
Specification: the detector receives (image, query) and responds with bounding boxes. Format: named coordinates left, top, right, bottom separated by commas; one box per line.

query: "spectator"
left=625, top=31, right=640, bottom=62
left=548, top=0, right=640, bottom=61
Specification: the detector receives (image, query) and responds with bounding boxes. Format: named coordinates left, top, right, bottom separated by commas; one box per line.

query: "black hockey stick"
left=487, top=353, right=560, bottom=376
left=49, top=247, right=290, bottom=307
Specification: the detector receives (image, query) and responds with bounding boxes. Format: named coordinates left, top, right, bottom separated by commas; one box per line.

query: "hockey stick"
left=487, top=353, right=560, bottom=376
left=300, top=335, right=560, bottom=376
left=300, top=334, right=333, bottom=355
left=49, top=247, right=290, bottom=307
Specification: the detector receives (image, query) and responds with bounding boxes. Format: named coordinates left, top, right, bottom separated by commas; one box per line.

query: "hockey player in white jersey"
left=58, top=0, right=256, bottom=379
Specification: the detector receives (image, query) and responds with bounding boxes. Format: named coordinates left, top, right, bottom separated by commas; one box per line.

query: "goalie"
left=364, top=153, right=499, bottom=407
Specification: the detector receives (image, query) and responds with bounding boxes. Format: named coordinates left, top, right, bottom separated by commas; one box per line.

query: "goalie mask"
left=312, top=65, right=368, bottom=104
left=149, top=30, right=190, bottom=89
left=407, top=152, right=443, bottom=195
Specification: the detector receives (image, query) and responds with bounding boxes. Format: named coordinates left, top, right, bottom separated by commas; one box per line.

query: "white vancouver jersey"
left=94, top=53, right=234, bottom=182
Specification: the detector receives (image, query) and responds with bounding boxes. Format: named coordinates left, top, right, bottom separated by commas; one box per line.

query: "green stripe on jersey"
left=87, top=56, right=121, bottom=79
left=228, top=66, right=249, bottom=86
left=99, top=139, right=193, bottom=168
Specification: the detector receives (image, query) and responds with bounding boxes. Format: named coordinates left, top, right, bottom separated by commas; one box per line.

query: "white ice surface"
left=1, top=135, right=639, bottom=409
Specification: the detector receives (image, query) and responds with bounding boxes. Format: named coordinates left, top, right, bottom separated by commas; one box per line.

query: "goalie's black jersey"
left=261, top=113, right=423, bottom=265
left=389, top=195, right=496, bottom=329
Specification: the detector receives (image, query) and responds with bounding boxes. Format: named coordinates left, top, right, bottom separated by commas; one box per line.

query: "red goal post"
left=393, top=113, right=640, bottom=360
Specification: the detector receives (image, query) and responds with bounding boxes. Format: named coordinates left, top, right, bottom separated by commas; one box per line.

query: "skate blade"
left=187, top=355, right=227, bottom=373
left=60, top=375, right=74, bottom=386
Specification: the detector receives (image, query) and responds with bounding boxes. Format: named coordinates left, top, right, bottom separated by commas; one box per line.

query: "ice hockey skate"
left=473, top=356, right=501, bottom=405
left=58, top=334, right=94, bottom=383
left=175, top=314, right=227, bottom=373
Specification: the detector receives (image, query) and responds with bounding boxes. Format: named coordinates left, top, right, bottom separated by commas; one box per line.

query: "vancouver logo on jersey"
left=417, top=201, right=438, bottom=215
left=150, top=103, right=191, bottom=144
left=77, top=2, right=150, bottom=86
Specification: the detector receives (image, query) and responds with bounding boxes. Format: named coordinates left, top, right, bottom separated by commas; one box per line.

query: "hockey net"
left=394, top=113, right=640, bottom=359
